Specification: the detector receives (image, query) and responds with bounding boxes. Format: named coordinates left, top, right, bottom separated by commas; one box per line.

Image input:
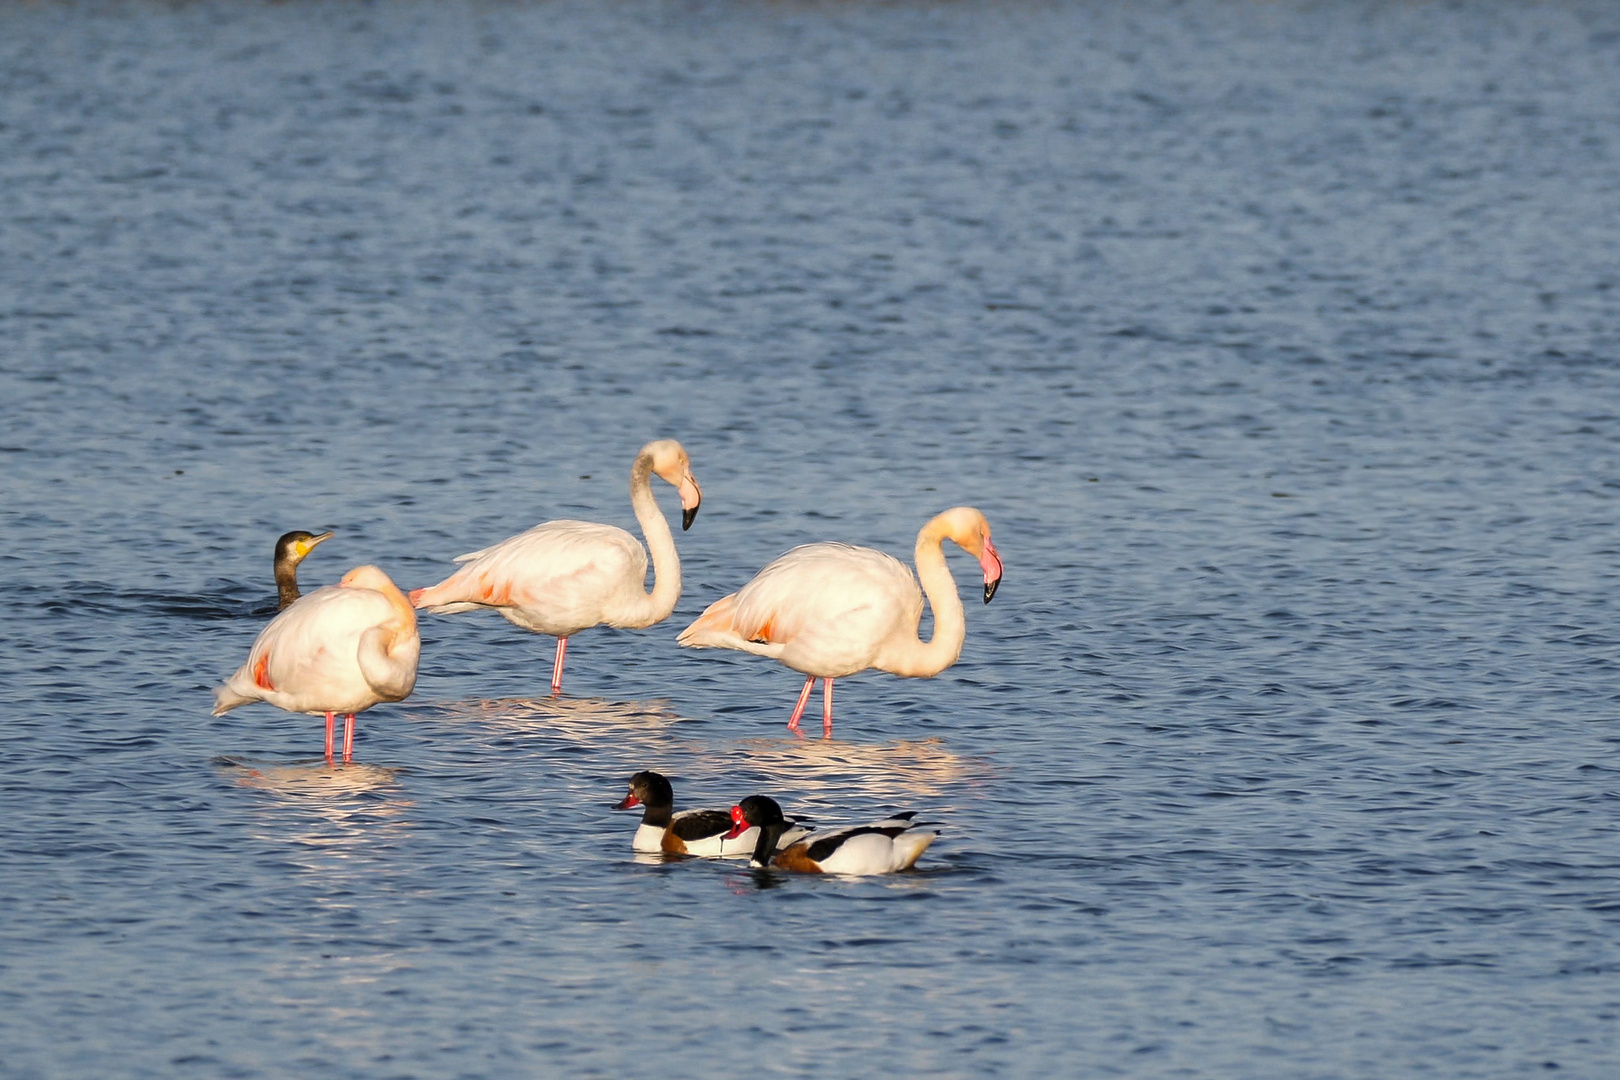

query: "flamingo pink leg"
left=787, top=675, right=816, bottom=732
left=823, top=678, right=834, bottom=738
left=551, top=636, right=569, bottom=695
left=324, top=712, right=336, bottom=765
left=342, top=713, right=355, bottom=764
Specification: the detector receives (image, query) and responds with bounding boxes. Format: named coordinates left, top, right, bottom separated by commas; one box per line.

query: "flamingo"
left=272, top=529, right=333, bottom=610
left=677, top=505, right=1002, bottom=737
left=214, top=565, right=420, bottom=765
left=726, top=795, right=937, bottom=875
left=409, top=439, right=702, bottom=694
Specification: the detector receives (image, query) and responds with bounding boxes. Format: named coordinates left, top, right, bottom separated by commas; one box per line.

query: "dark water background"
left=3, top=1, right=1620, bottom=1076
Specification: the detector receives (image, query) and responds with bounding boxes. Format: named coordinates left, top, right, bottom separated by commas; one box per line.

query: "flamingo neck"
left=373, top=575, right=419, bottom=642
left=883, top=519, right=967, bottom=677
left=626, top=450, right=682, bottom=627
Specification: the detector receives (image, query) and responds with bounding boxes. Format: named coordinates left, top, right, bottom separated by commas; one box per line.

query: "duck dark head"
left=728, top=795, right=791, bottom=866
left=615, top=770, right=674, bottom=812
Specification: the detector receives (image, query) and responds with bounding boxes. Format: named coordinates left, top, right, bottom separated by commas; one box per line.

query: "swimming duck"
left=274, top=530, right=334, bottom=611
left=727, top=794, right=937, bottom=875
left=411, top=440, right=702, bottom=695
left=615, top=771, right=809, bottom=857
left=214, top=565, right=419, bottom=765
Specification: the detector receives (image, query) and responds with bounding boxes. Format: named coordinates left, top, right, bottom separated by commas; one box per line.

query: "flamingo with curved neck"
left=214, top=564, right=420, bottom=765
left=409, top=439, right=702, bottom=694
left=677, top=506, right=1002, bottom=736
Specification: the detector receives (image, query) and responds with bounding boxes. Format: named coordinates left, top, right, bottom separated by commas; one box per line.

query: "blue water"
left=3, top=1, right=1620, bottom=1076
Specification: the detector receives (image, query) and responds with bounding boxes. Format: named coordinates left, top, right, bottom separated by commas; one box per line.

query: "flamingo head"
left=338, top=565, right=416, bottom=627
left=642, top=439, right=703, bottom=531
left=339, top=565, right=394, bottom=592
left=936, top=506, right=1003, bottom=603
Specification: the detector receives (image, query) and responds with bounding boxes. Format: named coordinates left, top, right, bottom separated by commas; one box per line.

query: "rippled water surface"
left=4, top=1, right=1620, bottom=1076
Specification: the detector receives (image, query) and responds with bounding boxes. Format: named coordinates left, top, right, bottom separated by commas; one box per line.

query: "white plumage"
left=214, top=564, right=419, bottom=764
left=678, top=506, right=1003, bottom=736
left=410, top=439, right=701, bottom=694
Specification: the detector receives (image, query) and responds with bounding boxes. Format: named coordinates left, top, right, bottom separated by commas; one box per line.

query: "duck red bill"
left=615, top=792, right=640, bottom=810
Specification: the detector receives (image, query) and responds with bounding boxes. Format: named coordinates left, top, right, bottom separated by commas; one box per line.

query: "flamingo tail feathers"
left=676, top=593, right=785, bottom=657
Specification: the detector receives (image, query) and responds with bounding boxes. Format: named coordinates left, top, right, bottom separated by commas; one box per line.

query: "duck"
left=727, top=794, right=937, bottom=875
left=214, top=565, right=419, bottom=765
left=273, top=529, right=334, bottom=610
left=677, top=506, right=1001, bottom=736
left=411, top=439, right=701, bottom=695
left=615, top=771, right=810, bottom=857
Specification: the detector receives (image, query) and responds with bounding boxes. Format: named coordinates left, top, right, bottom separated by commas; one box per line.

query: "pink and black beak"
left=722, top=804, right=749, bottom=840
left=679, top=474, right=702, bottom=532
left=614, top=790, right=641, bottom=810
left=980, top=537, right=1003, bottom=604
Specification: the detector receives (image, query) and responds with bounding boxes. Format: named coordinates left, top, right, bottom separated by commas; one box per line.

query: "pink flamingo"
left=677, top=506, right=1002, bottom=737
left=214, top=565, right=420, bottom=765
left=409, top=439, right=702, bottom=694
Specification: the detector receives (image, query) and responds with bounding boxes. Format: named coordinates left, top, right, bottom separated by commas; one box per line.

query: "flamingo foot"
left=787, top=675, right=815, bottom=733
left=342, top=713, right=355, bottom=764
left=324, top=711, right=336, bottom=765
left=550, top=637, right=568, bottom=697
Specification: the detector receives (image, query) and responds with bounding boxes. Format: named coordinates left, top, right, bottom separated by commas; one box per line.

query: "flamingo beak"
left=722, top=804, right=749, bottom=840
left=679, top=473, right=702, bottom=531
left=980, top=537, right=1003, bottom=604
left=614, top=791, right=641, bottom=810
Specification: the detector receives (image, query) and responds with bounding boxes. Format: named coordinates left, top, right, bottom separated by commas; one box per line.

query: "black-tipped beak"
left=614, top=792, right=640, bottom=810
left=682, top=504, right=699, bottom=531
left=984, top=575, right=1000, bottom=604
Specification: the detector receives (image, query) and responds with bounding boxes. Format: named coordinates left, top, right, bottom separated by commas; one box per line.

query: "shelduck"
left=727, top=794, right=937, bottom=875
left=615, top=771, right=808, bottom=857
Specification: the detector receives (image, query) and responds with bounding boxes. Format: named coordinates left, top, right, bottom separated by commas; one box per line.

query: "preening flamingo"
left=409, top=439, right=702, bottom=694
left=677, top=505, right=1002, bottom=737
left=726, top=795, right=937, bottom=875
left=214, top=564, right=419, bottom=765
left=273, top=529, right=333, bottom=610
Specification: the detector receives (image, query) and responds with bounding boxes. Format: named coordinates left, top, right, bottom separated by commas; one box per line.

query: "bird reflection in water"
left=724, top=866, right=789, bottom=893
left=431, top=695, right=686, bottom=750
left=214, top=756, right=415, bottom=854
left=218, top=757, right=401, bottom=796
left=725, top=735, right=982, bottom=802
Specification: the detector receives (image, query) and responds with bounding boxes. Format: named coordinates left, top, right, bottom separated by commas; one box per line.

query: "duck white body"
left=678, top=506, right=1002, bottom=735
left=629, top=814, right=800, bottom=858
left=778, top=822, right=938, bottom=875
left=411, top=440, right=701, bottom=694
left=214, top=565, right=419, bottom=764
left=730, top=796, right=936, bottom=875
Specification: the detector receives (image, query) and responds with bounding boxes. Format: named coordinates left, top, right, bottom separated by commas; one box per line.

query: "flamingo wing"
left=414, top=520, right=647, bottom=633
left=724, top=543, right=922, bottom=674
left=215, top=586, right=401, bottom=716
